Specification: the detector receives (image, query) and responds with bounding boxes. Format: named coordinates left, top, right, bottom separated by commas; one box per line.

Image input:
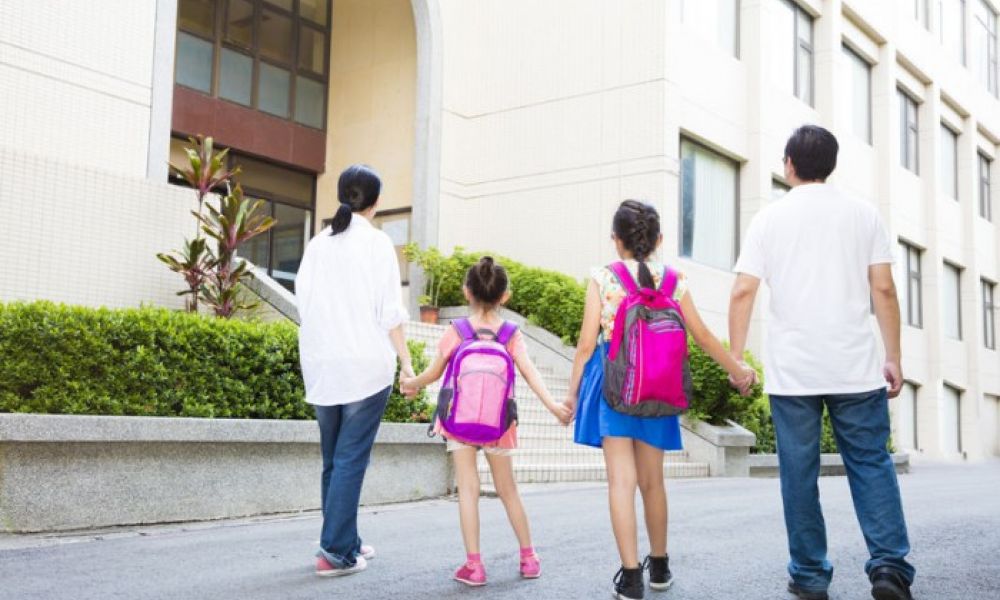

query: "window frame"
left=940, top=0, right=969, bottom=66
left=899, top=89, right=920, bottom=174
left=174, top=0, right=331, bottom=130
left=942, top=382, right=964, bottom=454
left=916, top=0, right=932, bottom=29
left=373, top=207, right=414, bottom=286
left=984, top=278, right=997, bottom=350
left=943, top=260, right=964, bottom=340
left=678, top=0, right=742, bottom=59
left=843, top=44, right=873, bottom=144
left=940, top=123, right=960, bottom=200
left=980, top=151, right=993, bottom=221
left=678, top=137, right=741, bottom=270
left=901, top=240, right=924, bottom=328
left=785, top=0, right=815, bottom=106
left=974, top=0, right=999, bottom=96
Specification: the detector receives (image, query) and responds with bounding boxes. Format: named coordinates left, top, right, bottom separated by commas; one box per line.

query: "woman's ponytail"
left=329, top=202, right=353, bottom=236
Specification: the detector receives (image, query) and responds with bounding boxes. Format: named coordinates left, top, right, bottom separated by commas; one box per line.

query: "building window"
left=901, top=241, right=924, bottom=327
left=678, top=0, right=740, bottom=58
left=940, top=125, right=959, bottom=200
left=984, top=279, right=997, bottom=350
left=943, top=262, right=963, bottom=340
left=981, top=152, right=994, bottom=220
left=894, top=382, right=919, bottom=451
left=973, top=0, right=999, bottom=96
left=899, top=90, right=920, bottom=173
left=772, top=179, right=790, bottom=200
left=680, top=138, right=739, bottom=270
left=373, top=209, right=413, bottom=285
left=174, top=0, right=330, bottom=130
left=916, top=0, right=931, bottom=29
left=940, top=0, right=968, bottom=65
left=776, top=0, right=814, bottom=105
left=843, top=45, right=872, bottom=143
left=941, top=384, right=963, bottom=454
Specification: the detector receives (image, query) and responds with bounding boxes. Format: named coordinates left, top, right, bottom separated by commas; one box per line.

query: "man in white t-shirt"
left=728, top=126, right=915, bottom=600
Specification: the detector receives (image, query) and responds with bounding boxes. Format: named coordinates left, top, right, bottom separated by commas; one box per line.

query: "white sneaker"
left=316, top=554, right=367, bottom=577
left=360, top=545, right=376, bottom=560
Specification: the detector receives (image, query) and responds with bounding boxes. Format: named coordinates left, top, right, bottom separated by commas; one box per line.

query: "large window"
left=943, top=261, right=963, bottom=340
left=174, top=0, right=330, bottom=129
left=984, top=278, right=997, bottom=350
left=973, top=0, right=999, bottom=96
left=940, top=0, right=968, bottom=65
left=679, top=0, right=740, bottom=58
left=843, top=45, right=872, bottom=143
left=981, top=152, right=994, bottom=220
left=776, top=0, right=814, bottom=105
left=899, top=90, right=920, bottom=173
left=894, top=382, right=919, bottom=451
left=373, top=209, right=413, bottom=285
left=680, top=139, right=739, bottom=270
left=940, top=125, right=959, bottom=200
left=170, top=138, right=316, bottom=292
left=941, top=384, right=963, bottom=454
left=901, top=241, right=924, bottom=327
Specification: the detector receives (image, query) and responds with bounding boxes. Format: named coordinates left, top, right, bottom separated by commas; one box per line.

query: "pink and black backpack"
left=429, top=318, right=519, bottom=444
left=602, top=262, right=692, bottom=417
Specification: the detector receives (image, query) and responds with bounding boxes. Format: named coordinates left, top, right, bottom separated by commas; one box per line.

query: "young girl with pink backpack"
left=401, top=257, right=570, bottom=587
left=563, top=200, right=757, bottom=600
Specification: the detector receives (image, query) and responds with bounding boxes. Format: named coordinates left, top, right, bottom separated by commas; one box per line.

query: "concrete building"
left=1, top=0, right=998, bottom=460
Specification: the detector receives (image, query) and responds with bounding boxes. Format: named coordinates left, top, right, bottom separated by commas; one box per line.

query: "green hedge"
left=0, top=302, right=429, bottom=422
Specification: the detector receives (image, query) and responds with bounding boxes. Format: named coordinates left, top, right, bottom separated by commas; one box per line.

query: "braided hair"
left=612, top=200, right=661, bottom=289
left=465, top=256, right=509, bottom=307
left=329, top=164, right=382, bottom=236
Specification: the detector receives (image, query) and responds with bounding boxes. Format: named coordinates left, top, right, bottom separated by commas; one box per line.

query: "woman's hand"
left=399, top=375, right=421, bottom=399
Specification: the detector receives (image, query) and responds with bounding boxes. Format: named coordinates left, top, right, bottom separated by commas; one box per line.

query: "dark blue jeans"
left=314, top=386, right=390, bottom=568
left=770, top=388, right=915, bottom=592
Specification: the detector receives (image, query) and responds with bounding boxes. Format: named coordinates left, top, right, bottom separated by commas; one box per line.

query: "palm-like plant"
left=158, top=135, right=239, bottom=312
left=196, top=184, right=276, bottom=318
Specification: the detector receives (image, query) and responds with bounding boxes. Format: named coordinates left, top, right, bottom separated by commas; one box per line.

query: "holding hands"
left=728, top=361, right=759, bottom=397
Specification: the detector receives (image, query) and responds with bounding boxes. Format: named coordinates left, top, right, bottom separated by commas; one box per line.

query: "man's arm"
left=870, top=263, right=903, bottom=398
left=728, top=273, right=761, bottom=360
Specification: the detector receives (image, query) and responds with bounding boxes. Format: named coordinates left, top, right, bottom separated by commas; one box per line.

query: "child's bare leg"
left=634, top=439, right=668, bottom=557
left=484, top=452, right=532, bottom=549
left=453, top=447, right=481, bottom=555
left=603, top=436, right=640, bottom=568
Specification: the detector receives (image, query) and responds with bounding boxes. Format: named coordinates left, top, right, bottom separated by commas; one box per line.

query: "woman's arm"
left=389, top=325, right=414, bottom=379
left=680, top=290, right=756, bottom=395
left=565, top=279, right=603, bottom=412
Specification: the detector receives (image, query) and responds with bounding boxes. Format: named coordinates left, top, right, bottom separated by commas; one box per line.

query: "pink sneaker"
left=520, top=552, right=541, bottom=579
left=315, top=554, right=367, bottom=577
left=454, top=560, right=487, bottom=586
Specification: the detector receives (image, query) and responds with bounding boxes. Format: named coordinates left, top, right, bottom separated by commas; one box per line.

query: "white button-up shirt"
left=296, top=218, right=408, bottom=406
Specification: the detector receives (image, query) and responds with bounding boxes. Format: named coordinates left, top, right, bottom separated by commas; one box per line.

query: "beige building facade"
left=1, top=0, right=998, bottom=460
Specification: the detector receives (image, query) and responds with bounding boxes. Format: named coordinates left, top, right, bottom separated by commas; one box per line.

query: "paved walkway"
left=2, top=464, right=998, bottom=599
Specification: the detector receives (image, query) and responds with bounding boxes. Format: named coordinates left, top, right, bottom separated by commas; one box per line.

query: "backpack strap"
left=659, top=267, right=678, bottom=298
left=453, top=318, right=476, bottom=341
left=495, top=321, right=519, bottom=345
left=608, top=262, right=639, bottom=295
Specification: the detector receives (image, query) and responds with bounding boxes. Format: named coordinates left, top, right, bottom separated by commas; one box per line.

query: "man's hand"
left=399, top=376, right=420, bottom=399
left=728, top=362, right=759, bottom=397
left=883, top=360, right=903, bottom=399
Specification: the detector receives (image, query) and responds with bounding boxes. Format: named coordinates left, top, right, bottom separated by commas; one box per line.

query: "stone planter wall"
left=747, top=453, right=911, bottom=477
left=0, top=414, right=450, bottom=533
left=680, top=418, right=757, bottom=477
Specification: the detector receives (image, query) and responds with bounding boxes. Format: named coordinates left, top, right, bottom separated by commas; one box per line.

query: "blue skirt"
left=573, top=343, right=683, bottom=451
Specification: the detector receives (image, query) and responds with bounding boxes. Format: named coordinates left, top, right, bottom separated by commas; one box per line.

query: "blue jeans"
left=770, top=388, right=915, bottom=592
left=314, top=386, right=390, bottom=567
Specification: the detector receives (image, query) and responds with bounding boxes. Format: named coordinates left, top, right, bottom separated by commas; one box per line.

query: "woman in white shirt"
left=295, top=164, right=414, bottom=578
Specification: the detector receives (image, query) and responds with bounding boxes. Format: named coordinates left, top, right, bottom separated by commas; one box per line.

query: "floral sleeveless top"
left=590, top=260, right=688, bottom=340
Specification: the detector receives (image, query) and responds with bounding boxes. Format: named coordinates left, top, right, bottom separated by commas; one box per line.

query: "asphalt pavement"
left=1, top=463, right=998, bottom=600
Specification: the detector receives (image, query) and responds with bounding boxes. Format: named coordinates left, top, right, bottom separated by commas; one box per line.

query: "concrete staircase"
left=405, top=322, right=710, bottom=484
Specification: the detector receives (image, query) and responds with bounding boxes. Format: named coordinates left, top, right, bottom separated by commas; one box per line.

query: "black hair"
left=612, top=200, right=660, bottom=289
left=784, top=125, right=839, bottom=182
left=464, top=256, right=509, bottom=307
left=329, top=164, right=382, bottom=236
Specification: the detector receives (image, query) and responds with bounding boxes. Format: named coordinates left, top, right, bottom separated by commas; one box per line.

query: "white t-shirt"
left=734, top=183, right=894, bottom=396
left=295, top=218, right=409, bottom=406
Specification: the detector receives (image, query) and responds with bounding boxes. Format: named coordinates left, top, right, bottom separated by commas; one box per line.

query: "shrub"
left=0, top=302, right=429, bottom=423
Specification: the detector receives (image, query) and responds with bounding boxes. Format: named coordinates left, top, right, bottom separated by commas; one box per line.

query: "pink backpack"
left=429, top=319, right=518, bottom=444
left=602, top=262, right=692, bottom=417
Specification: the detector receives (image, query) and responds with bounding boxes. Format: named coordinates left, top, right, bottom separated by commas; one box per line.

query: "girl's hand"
left=727, top=363, right=758, bottom=397
left=400, top=376, right=421, bottom=398
left=549, top=401, right=573, bottom=426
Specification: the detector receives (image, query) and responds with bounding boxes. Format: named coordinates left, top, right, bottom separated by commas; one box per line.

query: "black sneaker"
left=642, top=555, right=674, bottom=591
left=788, top=580, right=830, bottom=600
left=870, top=567, right=914, bottom=600
left=613, top=566, right=645, bottom=600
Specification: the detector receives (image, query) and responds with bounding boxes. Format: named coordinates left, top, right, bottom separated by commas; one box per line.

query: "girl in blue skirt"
left=563, top=200, right=756, bottom=600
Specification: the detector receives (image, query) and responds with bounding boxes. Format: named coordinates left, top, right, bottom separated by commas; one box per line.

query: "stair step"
left=476, top=462, right=710, bottom=484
